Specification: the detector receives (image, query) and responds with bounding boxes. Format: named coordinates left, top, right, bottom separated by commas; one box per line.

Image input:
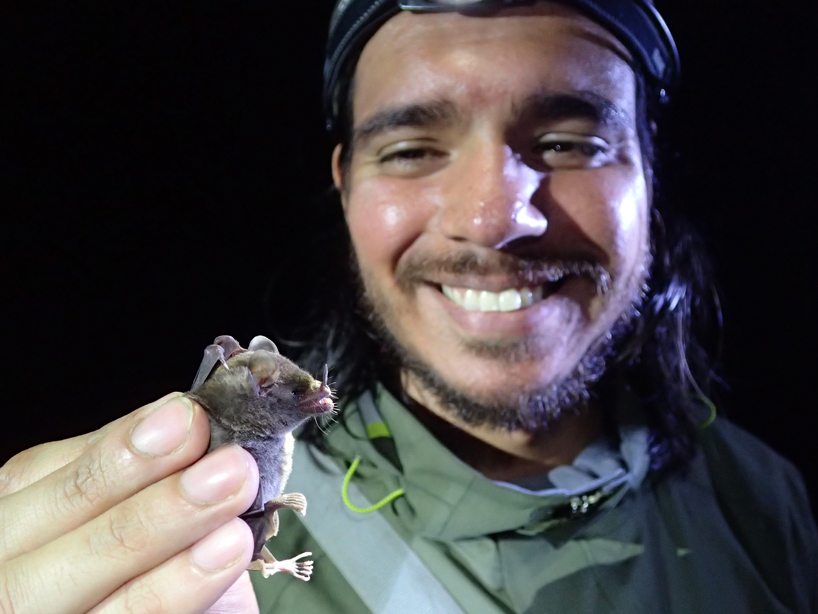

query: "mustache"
left=395, top=250, right=613, bottom=295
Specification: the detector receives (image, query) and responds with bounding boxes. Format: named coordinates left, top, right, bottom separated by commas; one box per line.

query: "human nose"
left=438, top=143, right=547, bottom=248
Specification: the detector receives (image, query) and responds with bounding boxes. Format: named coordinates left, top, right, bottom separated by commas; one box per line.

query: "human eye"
left=533, top=133, right=613, bottom=170
left=377, top=141, right=448, bottom=177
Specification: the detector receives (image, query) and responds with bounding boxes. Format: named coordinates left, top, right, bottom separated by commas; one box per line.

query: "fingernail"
left=181, top=445, right=250, bottom=505
left=191, top=518, right=250, bottom=571
left=130, top=397, right=194, bottom=457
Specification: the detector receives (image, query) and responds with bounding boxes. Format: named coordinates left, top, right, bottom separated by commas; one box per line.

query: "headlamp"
left=324, top=0, right=679, bottom=131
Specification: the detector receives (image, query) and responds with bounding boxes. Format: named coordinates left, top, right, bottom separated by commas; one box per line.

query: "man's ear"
left=331, top=144, right=348, bottom=209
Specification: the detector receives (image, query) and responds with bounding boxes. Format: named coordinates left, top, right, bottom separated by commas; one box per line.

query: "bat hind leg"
left=248, top=546, right=313, bottom=581
left=265, top=492, right=307, bottom=516
left=266, top=509, right=280, bottom=538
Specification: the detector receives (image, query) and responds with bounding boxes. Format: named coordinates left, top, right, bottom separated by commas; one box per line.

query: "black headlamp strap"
left=326, top=0, right=398, bottom=125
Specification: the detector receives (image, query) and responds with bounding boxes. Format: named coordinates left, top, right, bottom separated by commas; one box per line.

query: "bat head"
left=191, top=335, right=335, bottom=439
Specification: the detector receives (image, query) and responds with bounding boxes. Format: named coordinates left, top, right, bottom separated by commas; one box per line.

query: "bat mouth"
left=298, top=364, right=334, bottom=415
left=298, top=389, right=335, bottom=415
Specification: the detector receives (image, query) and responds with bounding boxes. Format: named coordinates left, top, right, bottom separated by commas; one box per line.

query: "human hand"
left=0, top=393, right=261, bottom=613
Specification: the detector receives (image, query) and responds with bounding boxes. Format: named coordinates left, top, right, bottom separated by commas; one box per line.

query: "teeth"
left=441, top=285, right=546, bottom=312
left=463, top=289, right=480, bottom=310
left=479, top=291, right=500, bottom=312
left=498, top=289, right=521, bottom=312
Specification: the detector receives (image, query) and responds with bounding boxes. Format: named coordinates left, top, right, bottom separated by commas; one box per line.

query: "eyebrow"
left=352, top=99, right=458, bottom=150
left=524, top=91, right=631, bottom=130
left=351, top=90, right=630, bottom=151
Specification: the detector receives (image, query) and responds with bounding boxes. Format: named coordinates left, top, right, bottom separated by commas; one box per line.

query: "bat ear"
left=248, top=350, right=280, bottom=388
left=248, top=335, right=279, bottom=354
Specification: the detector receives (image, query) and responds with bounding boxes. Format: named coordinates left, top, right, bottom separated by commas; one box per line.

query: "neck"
left=399, top=372, right=602, bottom=482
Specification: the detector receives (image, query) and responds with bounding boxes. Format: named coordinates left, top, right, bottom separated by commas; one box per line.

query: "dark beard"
left=352, top=250, right=648, bottom=432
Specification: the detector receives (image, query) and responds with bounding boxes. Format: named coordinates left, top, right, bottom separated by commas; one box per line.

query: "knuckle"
left=90, top=503, right=155, bottom=560
left=0, top=449, right=37, bottom=497
left=0, top=436, right=92, bottom=499
left=60, top=445, right=113, bottom=509
left=121, top=578, right=168, bottom=614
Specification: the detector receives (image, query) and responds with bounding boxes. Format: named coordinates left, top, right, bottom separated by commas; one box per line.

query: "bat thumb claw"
left=247, top=370, right=260, bottom=396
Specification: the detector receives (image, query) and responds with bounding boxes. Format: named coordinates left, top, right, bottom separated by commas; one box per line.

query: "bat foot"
left=266, top=492, right=307, bottom=516
left=249, top=551, right=314, bottom=581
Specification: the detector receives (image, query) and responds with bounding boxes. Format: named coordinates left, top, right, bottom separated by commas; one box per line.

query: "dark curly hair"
left=266, top=65, right=723, bottom=478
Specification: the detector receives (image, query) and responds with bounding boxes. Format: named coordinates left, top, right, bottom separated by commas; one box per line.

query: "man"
left=0, top=1, right=815, bottom=613
left=251, top=1, right=818, bottom=612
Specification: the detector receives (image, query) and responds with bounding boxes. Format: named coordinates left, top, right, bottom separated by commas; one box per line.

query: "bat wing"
left=240, top=485, right=268, bottom=559
left=190, top=344, right=227, bottom=392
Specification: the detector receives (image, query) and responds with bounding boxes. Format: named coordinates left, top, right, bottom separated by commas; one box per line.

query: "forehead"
left=352, top=3, right=637, bottom=123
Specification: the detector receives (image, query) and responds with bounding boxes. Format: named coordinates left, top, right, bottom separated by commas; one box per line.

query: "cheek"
left=346, top=178, right=435, bottom=278
left=548, top=167, right=648, bottom=273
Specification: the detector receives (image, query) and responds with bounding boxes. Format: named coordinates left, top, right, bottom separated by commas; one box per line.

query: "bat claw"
left=247, top=371, right=260, bottom=396
left=190, top=343, right=231, bottom=391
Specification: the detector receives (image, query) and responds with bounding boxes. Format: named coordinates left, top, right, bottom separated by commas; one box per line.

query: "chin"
left=400, top=331, right=616, bottom=431
left=357, top=254, right=648, bottom=429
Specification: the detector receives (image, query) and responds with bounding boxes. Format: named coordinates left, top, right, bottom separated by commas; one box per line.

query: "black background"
left=2, top=1, right=816, bottom=516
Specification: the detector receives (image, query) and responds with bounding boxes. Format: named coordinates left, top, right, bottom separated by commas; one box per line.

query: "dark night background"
left=2, top=1, right=816, bottom=517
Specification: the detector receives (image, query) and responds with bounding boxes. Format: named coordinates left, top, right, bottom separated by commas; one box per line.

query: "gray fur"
left=185, top=335, right=333, bottom=559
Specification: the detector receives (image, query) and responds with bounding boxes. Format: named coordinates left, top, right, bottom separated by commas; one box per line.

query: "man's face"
left=333, top=3, right=651, bottom=430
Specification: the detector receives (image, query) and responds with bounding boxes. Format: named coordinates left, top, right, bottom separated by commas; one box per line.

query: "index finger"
left=0, top=393, right=210, bottom=562
left=0, top=393, right=183, bottom=498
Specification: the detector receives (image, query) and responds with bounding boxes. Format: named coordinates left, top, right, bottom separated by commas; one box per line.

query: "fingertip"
left=186, top=399, right=212, bottom=451
left=139, top=392, right=188, bottom=415
left=191, top=518, right=254, bottom=573
left=142, top=394, right=210, bottom=458
left=238, top=447, right=259, bottom=482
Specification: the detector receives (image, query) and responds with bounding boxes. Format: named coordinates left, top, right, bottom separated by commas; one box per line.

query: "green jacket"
left=252, top=385, right=818, bottom=613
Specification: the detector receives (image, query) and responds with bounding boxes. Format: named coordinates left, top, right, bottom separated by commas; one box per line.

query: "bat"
left=185, top=334, right=334, bottom=580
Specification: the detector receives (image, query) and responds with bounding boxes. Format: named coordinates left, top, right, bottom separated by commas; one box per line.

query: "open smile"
left=439, top=280, right=568, bottom=313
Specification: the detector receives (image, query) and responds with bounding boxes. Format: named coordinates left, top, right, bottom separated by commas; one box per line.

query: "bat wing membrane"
left=190, top=344, right=227, bottom=392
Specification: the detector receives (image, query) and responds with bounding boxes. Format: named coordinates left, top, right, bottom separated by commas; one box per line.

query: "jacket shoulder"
left=696, top=417, right=812, bottom=514
left=693, top=417, right=818, bottom=612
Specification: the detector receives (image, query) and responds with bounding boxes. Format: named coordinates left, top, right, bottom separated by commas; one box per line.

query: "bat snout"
left=297, top=378, right=334, bottom=415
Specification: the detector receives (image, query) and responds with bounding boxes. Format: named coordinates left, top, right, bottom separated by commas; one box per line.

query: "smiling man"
left=1, top=1, right=816, bottom=613
left=339, top=4, right=648, bottom=437
left=249, top=0, right=818, bottom=612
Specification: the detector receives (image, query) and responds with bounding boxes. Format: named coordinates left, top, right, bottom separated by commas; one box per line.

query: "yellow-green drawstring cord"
left=696, top=395, right=717, bottom=430
left=342, top=456, right=405, bottom=514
